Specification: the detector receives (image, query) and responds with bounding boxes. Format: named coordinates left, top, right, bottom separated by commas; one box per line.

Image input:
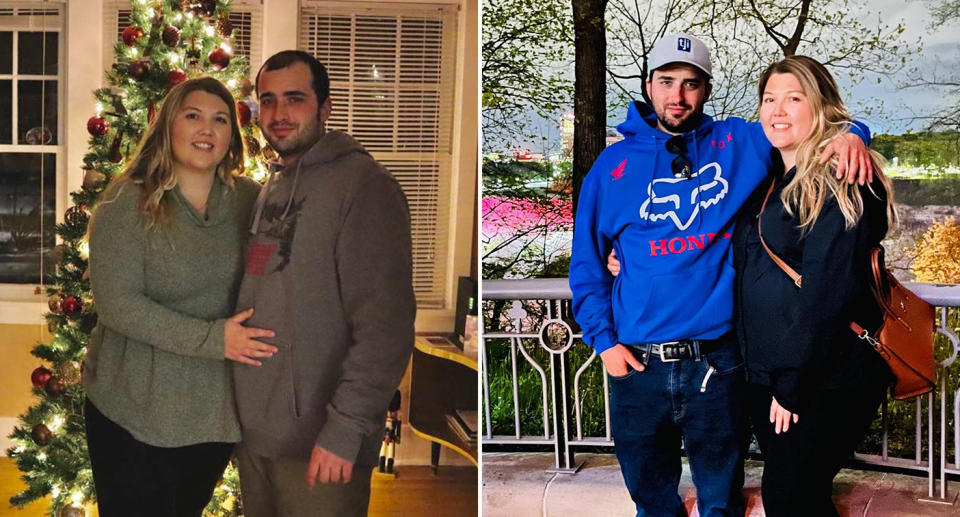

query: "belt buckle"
left=658, top=341, right=682, bottom=362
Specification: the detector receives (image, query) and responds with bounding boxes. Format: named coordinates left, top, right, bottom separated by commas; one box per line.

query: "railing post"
left=921, top=306, right=960, bottom=506
left=541, top=299, right=581, bottom=473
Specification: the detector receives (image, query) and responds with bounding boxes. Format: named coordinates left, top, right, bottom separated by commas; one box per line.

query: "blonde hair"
left=100, top=77, right=245, bottom=230
left=757, top=55, right=898, bottom=233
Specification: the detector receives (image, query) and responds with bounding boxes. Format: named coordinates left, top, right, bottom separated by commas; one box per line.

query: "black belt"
left=629, top=339, right=723, bottom=364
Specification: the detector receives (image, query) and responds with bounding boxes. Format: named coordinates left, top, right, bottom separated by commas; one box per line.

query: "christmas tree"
left=6, top=1, right=267, bottom=515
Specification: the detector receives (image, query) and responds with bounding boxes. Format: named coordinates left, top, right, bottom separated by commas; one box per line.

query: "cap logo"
left=677, top=38, right=692, bottom=52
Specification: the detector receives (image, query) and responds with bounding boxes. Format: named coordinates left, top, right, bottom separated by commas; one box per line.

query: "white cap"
left=648, top=34, right=712, bottom=78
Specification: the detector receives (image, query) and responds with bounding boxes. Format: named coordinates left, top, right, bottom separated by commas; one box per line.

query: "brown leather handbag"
left=758, top=181, right=936, bottom=400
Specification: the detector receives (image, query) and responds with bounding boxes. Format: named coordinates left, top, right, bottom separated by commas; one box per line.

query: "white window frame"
left=0, top=2, right=65, bottom=317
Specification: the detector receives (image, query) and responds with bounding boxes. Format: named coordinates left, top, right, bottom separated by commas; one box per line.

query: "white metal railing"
left=481, top=278, right=960, bottom=500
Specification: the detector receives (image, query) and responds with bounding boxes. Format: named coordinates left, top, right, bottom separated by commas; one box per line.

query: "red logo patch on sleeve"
left=610, top=159, right=627, bottom=181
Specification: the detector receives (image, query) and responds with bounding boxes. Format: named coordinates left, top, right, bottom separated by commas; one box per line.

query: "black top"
left=733, top=164, right=892, bottom=412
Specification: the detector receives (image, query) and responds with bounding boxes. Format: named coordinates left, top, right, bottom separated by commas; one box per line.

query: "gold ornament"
left=82, top=169, right=106, bottom=190
left=58, top=505, right=84, bottom=517
left=239, top=78, right=253, bottom=98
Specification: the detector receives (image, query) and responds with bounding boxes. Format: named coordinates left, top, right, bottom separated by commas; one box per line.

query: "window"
left=300, top=2, right=458, bottom=309
left=0, top=4, right=62, bottom=285
left=104, top=0, right=262, bottom=76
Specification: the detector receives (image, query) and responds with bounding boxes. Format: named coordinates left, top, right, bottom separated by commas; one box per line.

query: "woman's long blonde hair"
left=101, top=77, right=245, bottom=230
left=757, top=55, right=898, bottom=233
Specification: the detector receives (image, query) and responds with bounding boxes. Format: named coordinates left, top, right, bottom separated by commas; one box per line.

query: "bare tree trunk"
left=571, top=0, right=608, bottom=219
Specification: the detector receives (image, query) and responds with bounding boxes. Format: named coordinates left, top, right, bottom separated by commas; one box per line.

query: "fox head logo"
left=638, top=162, right=728, bottom=230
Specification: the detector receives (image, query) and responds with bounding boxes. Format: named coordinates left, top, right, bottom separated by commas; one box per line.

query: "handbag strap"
left=757, top=184, right=904, bottom=338
left=758, top=180, right=802, bottom=288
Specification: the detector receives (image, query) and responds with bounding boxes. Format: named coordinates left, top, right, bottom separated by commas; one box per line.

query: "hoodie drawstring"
left=249, top=169, right=275, bottom=235
left=281, top=158, right=303, bottom=220
left=693, top=131, right=704, bottom=232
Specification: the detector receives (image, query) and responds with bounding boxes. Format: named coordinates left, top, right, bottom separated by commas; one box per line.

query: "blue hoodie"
left=569, top=101, right=867, bottom=354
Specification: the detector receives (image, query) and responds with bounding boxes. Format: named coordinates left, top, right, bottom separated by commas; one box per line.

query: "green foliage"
left=482, top=0, right=574, bottom=150
left=872, top=131, right=960, bottom=169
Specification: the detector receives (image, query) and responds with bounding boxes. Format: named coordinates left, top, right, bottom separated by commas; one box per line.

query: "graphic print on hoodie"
left=245, top=170, right=306, bottom=277
left=255, top=196, right=304, bottom=273
left=639, top=161, right=729, bottom=231
left=569, top=101, right=776, bottom=354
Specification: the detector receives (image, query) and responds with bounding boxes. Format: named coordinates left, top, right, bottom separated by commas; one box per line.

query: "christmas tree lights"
left=6, top=1, right=268, bottom=515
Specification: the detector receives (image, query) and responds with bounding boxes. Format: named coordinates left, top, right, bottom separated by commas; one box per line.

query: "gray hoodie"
left=233, top=130, right=416, bottom=465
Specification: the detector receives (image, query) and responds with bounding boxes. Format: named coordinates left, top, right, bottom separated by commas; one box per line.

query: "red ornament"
left=45, top=377, right=66, bottom=397
left=129, top=59, right=151, bottom=81
left=236, top=101, right=251, bottom=126
left=162, top=25, right=181, bottom=47
left=168, top=69, right=188, bottom=88
left=121, top=26, right=144, bottom=47
left=86, top=116, right=109, bottom=137
left=65, top=206, right=88, bottom=226
left=208, top=47, right=231, bottom=71
left=31, top=424, right=52, bottom=446
left=60, top=295, right=82, bottom=316
left=31, top=366, right=52, bottom=389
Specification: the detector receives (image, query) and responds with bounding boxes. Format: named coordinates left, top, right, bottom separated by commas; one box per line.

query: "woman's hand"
left=224, top=308, right=278, bottom=366
left=770, top=396, right=799, bottom=434
left=607, top=249, right=621, bottom=277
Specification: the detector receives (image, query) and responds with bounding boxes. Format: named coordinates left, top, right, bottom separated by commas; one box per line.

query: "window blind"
left=299, top=1, right=457, bottom=309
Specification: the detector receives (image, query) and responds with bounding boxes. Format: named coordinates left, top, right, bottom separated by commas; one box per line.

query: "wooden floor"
left=0, top=458, right=477, bottom=517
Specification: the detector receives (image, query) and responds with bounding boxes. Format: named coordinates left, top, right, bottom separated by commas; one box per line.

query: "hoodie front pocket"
left=236, top=338, right=302, bottom=429
left=614, top=264, right=735, bottom=342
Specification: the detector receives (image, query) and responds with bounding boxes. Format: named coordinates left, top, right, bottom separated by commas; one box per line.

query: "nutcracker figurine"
left=378, top=390, right=403, bottom=474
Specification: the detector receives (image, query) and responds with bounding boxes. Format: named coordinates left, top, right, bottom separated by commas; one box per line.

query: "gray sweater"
left=84, top=175, right=260, bottom=447
left=233, top=130, right=416, bottom=465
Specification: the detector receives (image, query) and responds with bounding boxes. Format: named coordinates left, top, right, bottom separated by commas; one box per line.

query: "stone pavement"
left=482, top=452, right=960, bottom=516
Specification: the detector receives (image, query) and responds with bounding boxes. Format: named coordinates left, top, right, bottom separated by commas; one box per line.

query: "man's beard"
left=658, top=110, right=703, bottom=134
left=264, top=118, right=323, bottom=160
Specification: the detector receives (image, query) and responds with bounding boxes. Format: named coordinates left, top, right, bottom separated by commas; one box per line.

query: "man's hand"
left=600, top=344, right=644, bottom=377
left=306, top=446, right=354, bottom=487
left=224, top=308, right=278, bottom=366
left=769, top=396, right=799, bottom=435
left=819, top=132, right=873, bottom=185
left=607, top=249, right=621, bottom=277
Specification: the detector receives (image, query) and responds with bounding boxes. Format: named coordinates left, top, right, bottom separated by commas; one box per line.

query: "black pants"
left=84, top=399, right=234, bottom=517
left=747, top=366, right=888, bottom=517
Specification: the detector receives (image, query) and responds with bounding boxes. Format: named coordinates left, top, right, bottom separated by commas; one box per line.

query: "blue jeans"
left=608, top=335, right=747, bottom=517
